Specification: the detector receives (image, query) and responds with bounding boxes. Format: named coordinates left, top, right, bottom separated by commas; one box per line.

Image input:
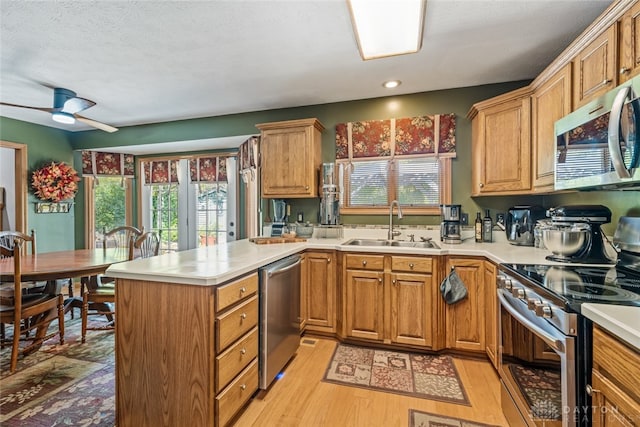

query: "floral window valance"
left=335, top=113, right=456, bottom=161
left=81, top=151, right=135, bottom=177
left=143, top=160, right=179, bottom=185
left=189, top=156, right=229, bottom=182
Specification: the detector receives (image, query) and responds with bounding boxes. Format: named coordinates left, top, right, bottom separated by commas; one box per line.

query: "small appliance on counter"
left=542, top=204, right=615, bottom=264
left=505, top=205, right=546, bottom=246
left=270, top=199, right=287, bottom=237
left=440, top=204, right=462, bottom=244
left=319, top=163, right=340, bottom=226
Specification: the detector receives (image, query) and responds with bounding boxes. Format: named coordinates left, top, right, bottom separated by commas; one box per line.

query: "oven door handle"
left=498, top=290, right=565, bottom=354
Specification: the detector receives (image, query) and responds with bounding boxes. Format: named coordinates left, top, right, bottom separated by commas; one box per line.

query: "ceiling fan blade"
left=75, top=114, right=119, bottom=133
left=62, top=97, right=96, bottom=114
left=0, top=102, right=55, bottom=113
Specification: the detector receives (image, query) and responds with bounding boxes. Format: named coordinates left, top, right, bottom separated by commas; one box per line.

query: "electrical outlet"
left=496, top=212, right=505, bottom=226
left=460, top=213, right=469, bottom=226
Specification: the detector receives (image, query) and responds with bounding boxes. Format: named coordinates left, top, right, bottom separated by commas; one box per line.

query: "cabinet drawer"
left=216, top=273, right=258, bottom=312
left=216, top=295, right=258, bottom=352
left=593, top=326, right=640, bottom=402
left=345, top=254, right=384, bottom=270
left=215, top=327, right=259, bottom=393
left=391, top=256, right=432, bottom=273
left=215, top=359, right=258, bottom=427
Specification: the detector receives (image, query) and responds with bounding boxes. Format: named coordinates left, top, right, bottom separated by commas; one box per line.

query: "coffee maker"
left=440, top=204, right=462, bottom=244
left=544, top=205, right=615, bottom=264
left=319, top=163, right=340, bottom=225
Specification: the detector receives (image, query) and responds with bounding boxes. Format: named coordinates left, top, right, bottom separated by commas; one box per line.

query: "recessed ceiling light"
left=348, top=0, right=425, bottom=60
left=383, top=80, right=401, bottom=89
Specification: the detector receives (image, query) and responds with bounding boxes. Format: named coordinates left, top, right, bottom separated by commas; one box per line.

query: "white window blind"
left=348, top=160, right=389, bottom=206
left=396, top=158, right=439, bottom=206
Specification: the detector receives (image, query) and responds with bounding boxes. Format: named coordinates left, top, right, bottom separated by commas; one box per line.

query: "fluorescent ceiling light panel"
left=348, top=0, right=425, bottom=60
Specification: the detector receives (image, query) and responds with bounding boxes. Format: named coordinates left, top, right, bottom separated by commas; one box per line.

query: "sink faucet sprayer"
left=388, top=200, right=403, bottom=240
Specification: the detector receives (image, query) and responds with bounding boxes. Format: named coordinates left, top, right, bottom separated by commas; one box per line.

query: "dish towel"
left=440, top=267, right=468, bottom=304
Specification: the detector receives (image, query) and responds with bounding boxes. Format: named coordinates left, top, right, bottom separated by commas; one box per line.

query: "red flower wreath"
left=31, top=162, right=81, bottom=202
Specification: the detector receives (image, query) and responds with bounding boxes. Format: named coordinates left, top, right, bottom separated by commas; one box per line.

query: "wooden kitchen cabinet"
left=573, top=24, right=617, bottom=108
left=483, top=261, right=498, bottom=368
left=531, top=64, right=572, bottom=191
left=257, top=118, right=324, bottom=198
left=116, top=272, right=259, bottom=427
left=445, top=257, right=485, bottom=352
left=343, top=253, right=437, bottom=349
left=304, top=250, right=336, bottom=333
left=591, top=325, right=640, bottom=427
left=469, top=87, right=532, bottom=195
left=618, top=1, right=640, bottom=83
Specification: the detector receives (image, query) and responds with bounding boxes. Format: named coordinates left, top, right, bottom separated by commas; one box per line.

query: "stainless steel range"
left=497, top=216, right=640, bottom=427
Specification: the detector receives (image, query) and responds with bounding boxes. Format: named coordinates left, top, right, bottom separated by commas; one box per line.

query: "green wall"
left=0, top=116, right=76, bottom=252
left=4, top=80, right=639, bottom=250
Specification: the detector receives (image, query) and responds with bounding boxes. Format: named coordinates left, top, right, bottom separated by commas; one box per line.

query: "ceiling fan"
left=0, top=87, right=118, bottom=133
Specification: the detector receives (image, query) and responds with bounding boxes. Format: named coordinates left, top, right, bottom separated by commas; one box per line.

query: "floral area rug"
left=323, top=343, right=469, bottom=405
left=508, top=364, right=562, bottom=421
left=409, top=410, right=499, bottom=427
left=0, top=316, right=115, bottom=427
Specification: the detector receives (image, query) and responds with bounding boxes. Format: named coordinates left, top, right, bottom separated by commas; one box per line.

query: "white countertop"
left=106, top=227, right=636, bottom=346
left=581, top=304, right=640, bottom=350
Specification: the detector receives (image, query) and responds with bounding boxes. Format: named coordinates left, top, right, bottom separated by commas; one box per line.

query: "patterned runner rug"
left=323, top=343, right=469, bottom=405
left=0, top=316, right=115, bottom=426
left=409, top=410, right=499, bottom=427
left=508, top=364, right=562, bottom=421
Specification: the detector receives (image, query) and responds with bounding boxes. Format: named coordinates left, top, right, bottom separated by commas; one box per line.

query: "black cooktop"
left=501, top=263, right=640, bottom=312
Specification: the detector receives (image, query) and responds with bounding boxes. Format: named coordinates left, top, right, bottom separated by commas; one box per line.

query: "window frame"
left=339, top=157, right=452, bottom=216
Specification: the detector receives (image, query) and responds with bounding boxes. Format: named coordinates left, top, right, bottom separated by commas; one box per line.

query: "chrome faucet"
left=388, top=200, right=403, bottom=240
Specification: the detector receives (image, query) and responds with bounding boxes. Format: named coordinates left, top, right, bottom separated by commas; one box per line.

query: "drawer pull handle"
left=602, top=79, right=611, bottom=85
left=305, top=186, right=309, bottom=190
left=240, top=384, right=247, bottom=390
left=378, top=278, right=382, bottom=284
left=327, top=258, right=331, bottom=263
left=362, top=260, right=367, bottom=266
left=240, top=313, right=247, bottom=320
left=240, top=348, right=246, bottom=355
left=586, top=384, right=600, bottom=396
left=392, top=279, right=397, bottom=285
left=620, top=67, right=630, bottom=74
left=409, top=263, right=414, bottom=269
left=240, top=287, right=246, bottom=293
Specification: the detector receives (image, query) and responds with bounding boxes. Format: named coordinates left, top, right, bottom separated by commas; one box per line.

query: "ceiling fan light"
left=348, top=0, right=425, bottom=60
left=52, top=111, right=76, bottom=125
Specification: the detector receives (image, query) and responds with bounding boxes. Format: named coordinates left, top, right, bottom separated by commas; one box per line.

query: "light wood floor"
left=234, top=337, right=509, bottom=427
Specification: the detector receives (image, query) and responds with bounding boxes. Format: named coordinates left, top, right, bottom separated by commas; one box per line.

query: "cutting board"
left=249, top=237, right=307, bottom=244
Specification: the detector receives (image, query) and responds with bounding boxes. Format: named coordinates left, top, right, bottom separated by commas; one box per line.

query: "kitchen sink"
left=342, top=239, right=439, bottom=249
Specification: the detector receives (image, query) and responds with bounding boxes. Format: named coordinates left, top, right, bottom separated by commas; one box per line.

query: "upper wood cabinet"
left=618, top=1, right=640, bottom=82
left=573, top=24, right=617, bottom=109
left=257, top=118, right=324, bottom=198
left=531, top=64, right=572, bottom=191
left=469, top=87, right=532, bottom=196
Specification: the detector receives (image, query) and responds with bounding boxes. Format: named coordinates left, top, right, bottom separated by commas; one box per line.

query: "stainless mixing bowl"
left=542, top=227, right=590, bottom=257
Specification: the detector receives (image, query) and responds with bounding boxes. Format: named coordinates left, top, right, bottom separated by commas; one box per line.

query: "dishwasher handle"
left=267, top=257, right=301, bottom=278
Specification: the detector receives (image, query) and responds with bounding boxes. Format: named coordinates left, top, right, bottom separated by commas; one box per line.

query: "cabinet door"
left=483, top=261, right=498, bottom=368
left=592, top=370, right=640, bottom=427
left=619, top=1, right=640, bottom=83
left=299, top=253, right=308, bottom=332
left=445, top=258, right=485, bottom=351
left=474, top=95, right=531, bottom=194
left=305, top=252, right=336, bottom=332
left=531, top=64, right=572, bottom=191
left=390, top=272, right=434, bottom=348
left=261, top=126, right=313, bottom=197
left=573, top=25, right=617, bottom=108
left=344, top=269, right=385, bottom=341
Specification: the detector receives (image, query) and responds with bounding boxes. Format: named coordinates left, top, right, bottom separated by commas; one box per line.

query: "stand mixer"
left=543, top=205, right=615, bottom=264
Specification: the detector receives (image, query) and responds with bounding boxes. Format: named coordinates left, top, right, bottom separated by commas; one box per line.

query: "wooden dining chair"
left=0, top=239, right=65, bottom=373
left=81, top=230, right=158, bottom=343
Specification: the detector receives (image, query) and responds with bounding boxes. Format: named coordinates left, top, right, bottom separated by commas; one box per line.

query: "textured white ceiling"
left=0, top=0, right=612, bottom=136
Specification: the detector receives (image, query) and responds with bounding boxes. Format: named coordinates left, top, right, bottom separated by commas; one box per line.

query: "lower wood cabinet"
left=484, top=261, right=498, bottom=368
left=116, top=272, right=259, bottom=427
left=445, top=257, right=485, bottom=352
left=591, top=326, right=640, bottom=427
left=304, top=250, right=336, bottom=333
left=343, top=253, right=437, bottom=349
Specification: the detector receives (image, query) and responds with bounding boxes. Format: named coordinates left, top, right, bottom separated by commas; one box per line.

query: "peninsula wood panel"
left=531, top=64, right=572, bottom=191
left=484, top=261, right=498, bottom=368
left=116, top=279, right=215, bottom=427
left=305, top=251, right=336, bottom=332
left=573, top=24, right=617, bottom=108
left=619, top=1, right=640, bottom=83
left=445, top=257, right=486, bottom=352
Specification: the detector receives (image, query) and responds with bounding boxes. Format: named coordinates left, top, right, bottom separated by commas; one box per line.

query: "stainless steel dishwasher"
left=258, top=254, right=301, bottom=389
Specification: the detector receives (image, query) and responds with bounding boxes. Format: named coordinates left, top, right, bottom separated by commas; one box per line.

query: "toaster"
left=506, top=205, right=546, bottom=246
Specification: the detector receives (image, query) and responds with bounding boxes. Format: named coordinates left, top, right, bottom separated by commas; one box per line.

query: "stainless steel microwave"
left=554, top=75, right=640, bottom=190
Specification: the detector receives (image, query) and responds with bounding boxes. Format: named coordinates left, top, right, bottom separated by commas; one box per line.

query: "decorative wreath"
left=31, top=162, right=81, bottom=202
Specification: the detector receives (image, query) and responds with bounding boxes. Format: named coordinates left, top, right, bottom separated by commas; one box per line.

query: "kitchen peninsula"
left=106, top=232, right=639, bottom=427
